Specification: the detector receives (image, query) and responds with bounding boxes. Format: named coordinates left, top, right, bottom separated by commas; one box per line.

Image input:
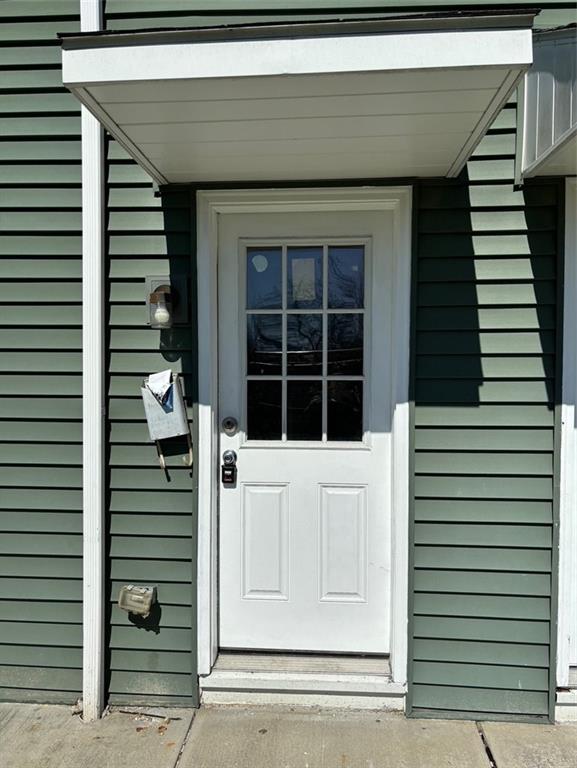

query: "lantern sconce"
left=145, top=276, right=188, bottom=329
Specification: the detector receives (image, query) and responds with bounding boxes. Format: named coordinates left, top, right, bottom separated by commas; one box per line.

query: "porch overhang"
left=60, top=12, right=535, bottom=184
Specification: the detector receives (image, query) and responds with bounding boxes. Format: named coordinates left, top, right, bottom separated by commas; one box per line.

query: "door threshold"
left=200, top=652, right=406, bottom=709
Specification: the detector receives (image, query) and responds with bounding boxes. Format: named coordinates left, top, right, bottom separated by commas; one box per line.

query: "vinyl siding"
left=0, top=5, right=82, bottom=703
left=103, top=2, right=576, bottom=31
left=409, top=94, right=562, bottom=720
left=106, top=138, right=197, bottom=706
left=103, top=1, right=571, bottom=716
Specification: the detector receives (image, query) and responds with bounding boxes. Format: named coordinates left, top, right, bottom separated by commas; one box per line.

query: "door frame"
left=196, top=187, right=412, bottom=683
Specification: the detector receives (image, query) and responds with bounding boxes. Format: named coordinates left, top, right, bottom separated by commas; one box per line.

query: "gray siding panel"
left=0, top=7, right=82, bottom=703
left=105, top=137, right=196, bottom=706
left=409, top=98, right=560, bottom=720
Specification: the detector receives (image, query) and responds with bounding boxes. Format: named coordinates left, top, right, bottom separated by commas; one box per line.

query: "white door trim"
left=196, top=187, right=412, bottom=682
left=558, top=177, right=577, bottom=686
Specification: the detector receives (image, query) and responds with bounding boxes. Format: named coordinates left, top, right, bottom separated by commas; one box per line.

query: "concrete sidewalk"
left=1, top=702, right=576, bottom=768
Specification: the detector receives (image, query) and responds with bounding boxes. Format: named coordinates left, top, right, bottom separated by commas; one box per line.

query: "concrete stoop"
left=556, top=689, right=577, bottom=722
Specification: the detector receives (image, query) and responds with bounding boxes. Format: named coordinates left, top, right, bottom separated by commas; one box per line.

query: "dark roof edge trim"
left=534, top=24, right=577, bottom=39
left=59, top=9, right=538, bottom=50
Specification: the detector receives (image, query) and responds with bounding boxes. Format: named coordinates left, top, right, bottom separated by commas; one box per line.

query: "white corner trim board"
left=196, top=187, right=412, bottom=683
left=558, top=178, right=577, bottom=687
left=81, top=0, right=105, bottom=724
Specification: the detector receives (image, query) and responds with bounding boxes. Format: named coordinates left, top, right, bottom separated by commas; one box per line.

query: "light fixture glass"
left=153, top=296, right=171, bottom=327
left=148, top=283, right=174, bottom=329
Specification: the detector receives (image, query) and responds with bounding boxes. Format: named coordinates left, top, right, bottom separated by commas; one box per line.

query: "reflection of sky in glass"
left=328, top=314, right=363, bottom=376
left=287, top=247, right=323, bottom=309
left=328, top=246, right=364, bottom=308
left=247, top=247, right=282, bottom=309
left=287, top=314, right=322, bottom=376
left=247, top=314, right=282, bottom=375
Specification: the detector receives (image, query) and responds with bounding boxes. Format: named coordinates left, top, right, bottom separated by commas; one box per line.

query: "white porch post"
left=558, top=178, right=577, bottom=688
left=80, top=0, right=105, bottom=722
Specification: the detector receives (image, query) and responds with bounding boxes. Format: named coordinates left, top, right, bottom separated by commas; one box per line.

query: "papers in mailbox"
left=145, top=368, right=172, bottom=404
left=141, top=371, right=189, bottom=442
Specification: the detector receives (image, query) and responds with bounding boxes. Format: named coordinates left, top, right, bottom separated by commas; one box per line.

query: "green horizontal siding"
left=105, top=134, right=196, bottom=706
left=0, top=5, right=81, bottom=704
left=104, top=1, right=576, bottom=30
left=1, top=0, right=564, bottom=714
left=105, top=0, right=569, bottom=720
left=408, top=95, right=560, bottom=720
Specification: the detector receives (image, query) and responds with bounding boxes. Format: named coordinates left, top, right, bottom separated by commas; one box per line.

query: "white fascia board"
left=62, top=27, right=532, bottom=88
left=523, top=124, right=577, bottom=179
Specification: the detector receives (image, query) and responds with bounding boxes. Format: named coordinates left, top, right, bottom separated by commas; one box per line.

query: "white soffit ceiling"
left=61, top=17, right=534, bottom=184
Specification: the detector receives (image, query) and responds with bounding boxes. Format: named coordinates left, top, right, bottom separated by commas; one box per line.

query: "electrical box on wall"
left=118, top=585, right=157, bottom=618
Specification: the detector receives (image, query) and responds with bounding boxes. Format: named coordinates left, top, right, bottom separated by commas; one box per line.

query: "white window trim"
left=196, top=187, right=412, bottom=683
left=558, top=177, right=577, bottom=687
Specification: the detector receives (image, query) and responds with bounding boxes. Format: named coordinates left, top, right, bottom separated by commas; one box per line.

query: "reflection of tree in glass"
left=247, top=314, right=282, bottom=375
left=328, top=247, right=364, bottom=308
left=254, top=284, right=281, bottom=308
left=287, top=314, right=322, bottom=375
left=328, top=314, right=363, bottom=376
left=329, top=381, right=362, bottom=408
left=288, top=314, right=322, bottom=350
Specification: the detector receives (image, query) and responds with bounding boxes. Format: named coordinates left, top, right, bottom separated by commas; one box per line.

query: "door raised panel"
left=319, top=485, right=368, bottom=603
left=241, top=484, right=289, bottom=601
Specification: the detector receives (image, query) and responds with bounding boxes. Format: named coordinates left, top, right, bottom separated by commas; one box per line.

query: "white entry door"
left=218, top=209, right=395, bottom=654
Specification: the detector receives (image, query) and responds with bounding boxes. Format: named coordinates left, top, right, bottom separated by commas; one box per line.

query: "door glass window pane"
left=287, top=381, right=322, bottom=440
left=247, top=247, right=282, bottom=309
left=328, top=245, right=364, bottom=309
left=247, top=380, right=282, bottom=440
left=327, top=381, right=363, bottom=441
left=328, top=314, right=363, bottom=376
left=247, top=314, right=282, bottom=376
left=287, top=246, right=322, bottom=309
left=244, top=241, right=367, bottom=443
left=287, top=314, right=322, bottom=376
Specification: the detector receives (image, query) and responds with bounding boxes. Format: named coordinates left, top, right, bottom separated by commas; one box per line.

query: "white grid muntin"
left=239, top=237, right=372, bottom=448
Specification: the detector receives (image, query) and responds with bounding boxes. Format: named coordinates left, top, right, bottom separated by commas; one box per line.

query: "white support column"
left=558, top=177, right=577, bottom=688
left=80, top=0, right=105, bottom=722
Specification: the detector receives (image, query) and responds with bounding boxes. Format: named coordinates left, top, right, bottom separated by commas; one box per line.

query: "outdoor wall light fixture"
left=150, top=283, right=173, bottom=328
left=145, top=276, right=188, bottom=329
